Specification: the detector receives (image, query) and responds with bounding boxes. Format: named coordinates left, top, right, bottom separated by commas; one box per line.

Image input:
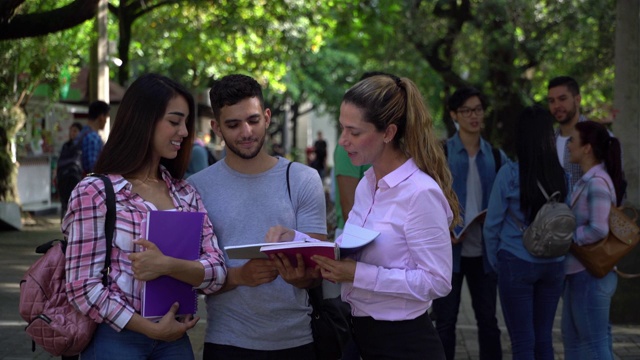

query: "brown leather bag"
left=571, top=206, right=640, bottom=278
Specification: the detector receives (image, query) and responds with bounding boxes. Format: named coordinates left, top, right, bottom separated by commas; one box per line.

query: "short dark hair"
left=209, top=74, right=264, bottom=121
left=547, top=76, right=580, bottom=96
left=88, top=100, right=110, bottom=120
left=447, top=87, right=486, bottom=112
left=94, top=73, right=196, bottom=179
left=70, top=122, right=83, bottom=132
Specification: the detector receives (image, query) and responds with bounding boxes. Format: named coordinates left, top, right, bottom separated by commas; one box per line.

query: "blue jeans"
left=81, top=323, right=194, bottom=360
left=497, top=250, right=564, bottom=360
left=432, top=256, right=502, bottom=360
left=562, top=270, right=617, bottom=360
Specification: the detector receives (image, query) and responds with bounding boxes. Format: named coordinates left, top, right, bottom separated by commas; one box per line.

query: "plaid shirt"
left=62, top=167, right=226, bottom=331
left=567, top=163, right=616, bottom=274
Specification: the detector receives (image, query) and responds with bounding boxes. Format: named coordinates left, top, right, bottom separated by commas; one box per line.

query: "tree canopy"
left=0, top=0, right=618, bottom=201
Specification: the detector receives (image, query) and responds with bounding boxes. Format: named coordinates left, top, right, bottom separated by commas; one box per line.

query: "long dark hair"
left=575, top=121, right=624, bottom=206
left=94, top=73, right=195, bottom=179
left=517, top=105, right=568, bottom=222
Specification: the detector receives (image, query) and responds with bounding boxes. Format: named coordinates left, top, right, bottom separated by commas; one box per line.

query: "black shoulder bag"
left=286, top=161, right=352, bottom=360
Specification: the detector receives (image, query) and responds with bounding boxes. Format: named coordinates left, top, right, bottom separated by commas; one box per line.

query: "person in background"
left=312, top=74, right=459, bottom=359
left=63, top=73, right=226, bottom=359
left=547, top=76, right=587, bottom=190
left=188, top=74, right=326, bottom=360
left=311, top=131, right=328, bottom=179
left=55, top=122, right=83, bottom=218
left=79, top=100, right=110, bottom=174
left=484, top=105, right=568, bottom=360
left=333, top=144, right=370, bottom=238
left=185, top=133, right=209, bottom=178
left=563, top=120, right=624, bottom=360
left=432, top=87, right=505, bottom=360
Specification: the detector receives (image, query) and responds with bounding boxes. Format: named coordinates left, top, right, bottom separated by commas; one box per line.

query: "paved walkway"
left=1, top=214, right=639, bottom=359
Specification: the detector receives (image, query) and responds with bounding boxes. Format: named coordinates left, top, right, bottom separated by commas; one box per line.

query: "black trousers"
left=351, top=312, right=445, bottom=360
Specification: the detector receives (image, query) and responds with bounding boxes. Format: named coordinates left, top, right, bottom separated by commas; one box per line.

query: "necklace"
left=128, top=175, right=162, bottom=185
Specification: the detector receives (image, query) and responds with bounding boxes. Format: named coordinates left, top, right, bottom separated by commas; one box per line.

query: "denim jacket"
left=483, top=162, right=566, bottom=272
left=445, top=133, right=508, bottom=273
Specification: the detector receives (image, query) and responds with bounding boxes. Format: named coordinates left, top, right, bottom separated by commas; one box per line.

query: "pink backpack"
left=19, top=240, right=98, bottom=356
left=19, top=175, right=115, bottom=356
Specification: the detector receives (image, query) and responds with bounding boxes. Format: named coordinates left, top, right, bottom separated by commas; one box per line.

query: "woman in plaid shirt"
left=564, top=120, right=624, bottom=360
left=62, top=73, right=226, bottom=359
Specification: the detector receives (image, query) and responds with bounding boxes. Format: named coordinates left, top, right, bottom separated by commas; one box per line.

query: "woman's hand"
left=311, top=256, right=357, bottom=283
left=128, top=239, right=168, bottom=281
left=152, top=303, right=199, bottom=342
left=126, top=303, right=199, bottom=342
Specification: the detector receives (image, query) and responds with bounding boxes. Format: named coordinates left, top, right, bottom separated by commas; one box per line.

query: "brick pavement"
left=1, top=214, right=639, bottom=359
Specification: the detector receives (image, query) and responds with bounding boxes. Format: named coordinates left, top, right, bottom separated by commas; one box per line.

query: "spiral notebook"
left=141, top=210, right=204, bottom=318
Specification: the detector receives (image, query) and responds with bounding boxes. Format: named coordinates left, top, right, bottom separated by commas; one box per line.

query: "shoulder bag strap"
left=286, top=161, right=293, bottom=203
left=89, top=174, right=115, bottom=287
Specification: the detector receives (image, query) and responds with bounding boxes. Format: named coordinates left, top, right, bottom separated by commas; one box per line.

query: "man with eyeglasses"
left=432, top=87, right=507, bottom=360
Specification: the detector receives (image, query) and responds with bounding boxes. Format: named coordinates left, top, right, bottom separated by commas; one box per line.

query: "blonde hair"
left=343, top=75, right=461, bottom=227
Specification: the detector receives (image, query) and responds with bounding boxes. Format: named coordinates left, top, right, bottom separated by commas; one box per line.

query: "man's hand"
left=450, top=231, right=465, bottom=245
left=236, top=259, right=279, bottom=287
left=128, top=239, right=167, bottom=281
left=270, top=253, right=320, bottom=288
left=264, top=225, right=296, bottom=243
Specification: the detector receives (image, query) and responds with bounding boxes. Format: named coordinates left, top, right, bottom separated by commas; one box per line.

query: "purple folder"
left=141, top=210, right=205, bottom=318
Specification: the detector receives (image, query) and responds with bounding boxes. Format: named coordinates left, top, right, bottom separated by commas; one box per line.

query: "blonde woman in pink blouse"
left=313, top=74, right=460, bottom=360
left=63, top=73, right=226, bottom=359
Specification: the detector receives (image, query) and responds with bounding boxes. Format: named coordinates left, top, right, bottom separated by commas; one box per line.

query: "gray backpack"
left=512, top=181, right=575, bottom=258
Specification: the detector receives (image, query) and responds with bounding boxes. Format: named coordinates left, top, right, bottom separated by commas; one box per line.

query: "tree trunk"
left=613, top=0, right=640, bottom=208
left=0, top=105, right=26, bottom=203
left=117, top=9, right=133, bottom=86
left=610, top=0, right=640, bottom=326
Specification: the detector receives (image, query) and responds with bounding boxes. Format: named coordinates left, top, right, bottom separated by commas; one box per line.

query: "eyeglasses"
left=457, top=106, right=484, bottom=118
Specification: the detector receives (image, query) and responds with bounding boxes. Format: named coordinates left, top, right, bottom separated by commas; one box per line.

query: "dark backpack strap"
left=491, top=147, right=502, bottom=174
left=286, top=161, right=293, bottom=203
left=89, top=174, right=115, bottom=287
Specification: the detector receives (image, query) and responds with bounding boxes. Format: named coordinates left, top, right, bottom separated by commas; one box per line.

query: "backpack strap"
left=491, top=147, right=502, bottom=173
left=286, top=161, right=293, bottom=203
left=536, top=181, right=550, bottom=200
left=88, top=174, right=115, bottom=287
left=509, top=181, right=557, bottom=232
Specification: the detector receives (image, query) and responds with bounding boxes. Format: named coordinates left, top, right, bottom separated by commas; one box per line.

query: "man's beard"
left=557, top=104, right=577, bottom=125
left=222, top=133, right=265, bottom=160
